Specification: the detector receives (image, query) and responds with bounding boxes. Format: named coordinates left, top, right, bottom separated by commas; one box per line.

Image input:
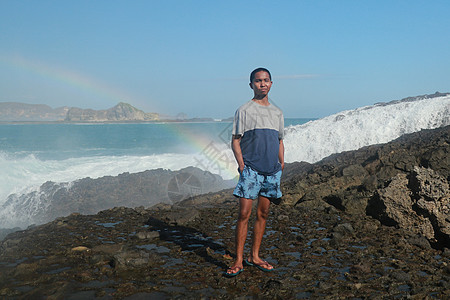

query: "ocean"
left=1, top=95, right=449, bottom=228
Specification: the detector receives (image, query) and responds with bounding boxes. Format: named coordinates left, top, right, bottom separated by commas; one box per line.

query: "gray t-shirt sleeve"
left=232, top=108, right=244, bottom=137
left=279, top=112, right=284, bottom=139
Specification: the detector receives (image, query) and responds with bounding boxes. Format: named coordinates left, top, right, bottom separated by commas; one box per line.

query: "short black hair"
left=250, top=67, right=272, bottom=83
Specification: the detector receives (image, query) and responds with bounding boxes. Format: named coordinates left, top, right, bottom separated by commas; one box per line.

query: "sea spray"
left=1, top=181, right=73, bottom=229
left=284, top=95, right=450, bottom=163
left=0, top=153, right=199, bottom=207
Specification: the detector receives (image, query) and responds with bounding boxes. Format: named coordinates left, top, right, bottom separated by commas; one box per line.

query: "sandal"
left=225, top=266, right=244, bottom=277
left=244, top=259, right=274, bottom=272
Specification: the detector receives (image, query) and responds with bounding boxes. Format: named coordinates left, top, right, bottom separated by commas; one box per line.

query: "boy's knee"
left=257, top=208, right=270, bottom=220
left=238, top=209, right=252, bottom=221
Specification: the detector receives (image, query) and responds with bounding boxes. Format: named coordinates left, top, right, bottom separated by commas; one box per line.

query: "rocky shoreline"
left=0, top=126, right=449, bottom=299
left=1, top=166, right=235, bottom=230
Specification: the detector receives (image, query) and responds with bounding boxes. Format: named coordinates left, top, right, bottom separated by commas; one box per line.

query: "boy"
left=226, top=67, right=284, bottom=276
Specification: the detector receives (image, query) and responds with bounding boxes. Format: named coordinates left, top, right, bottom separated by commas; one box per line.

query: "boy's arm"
left=231, top=135, right=245, bottom=173
left=279, top=139, right=285, bottom=171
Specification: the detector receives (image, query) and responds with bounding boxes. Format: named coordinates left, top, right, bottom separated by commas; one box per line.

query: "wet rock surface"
left=0, top=126, right=449, bottom=299
left=0, top=203, right=449, bottom=299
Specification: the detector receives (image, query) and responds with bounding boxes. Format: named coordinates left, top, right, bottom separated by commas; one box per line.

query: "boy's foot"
left=225, top=266, right=244, bottom=277
left=244, top=258, right=274, bottom=272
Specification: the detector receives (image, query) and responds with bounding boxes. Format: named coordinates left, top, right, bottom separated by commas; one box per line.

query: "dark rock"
left=391, top=270, right=411, bottom=282
left=333, top=223, right=354, bottom=235
left=281, top=126, right=450, bottom=249
left=367, top=167, right=449, bottom=248
left=350, top=263, right=371, bottom=274
left=329, top=232, right=344, bottom=246
left=1, top=166, right=234, bottom=230
left=443, top=248, right=450, bottom=258
left=113, top=250, right=156, bottom=270
left=407, top=235, right=432, bottom=250
left=263, top=279, right=282, bottom=291
left=410, top=166, right=449, bottom=200
left=282, top=126, right=450, bottom=216
left=342, top=164, right=368, bottom=177
left=0, top=228, right=21, bottom=242
left=161, top=208, right=200, bottom=226
left=277, top=214, right=289, bottom=222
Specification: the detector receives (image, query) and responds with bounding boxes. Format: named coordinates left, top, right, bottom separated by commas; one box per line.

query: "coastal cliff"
left=0, top=126, right=449, bottom=299
left=65, top=102, right=159, bottom=122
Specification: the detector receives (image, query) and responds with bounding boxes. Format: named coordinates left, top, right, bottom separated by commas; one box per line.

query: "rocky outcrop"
left=367, top=167, right=449, bottom=248
left=374, top=91, right=450, bottom=106
left=281, top=125, right=449, bottom=213
left=1, top=166, right=235, bottom=229
left=281, top=126, right=449, bottom=247
left=65, top=102, right=159, bottom=122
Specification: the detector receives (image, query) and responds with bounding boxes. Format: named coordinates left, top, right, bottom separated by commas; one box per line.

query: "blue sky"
left=0, top=0, right=449, bottom=118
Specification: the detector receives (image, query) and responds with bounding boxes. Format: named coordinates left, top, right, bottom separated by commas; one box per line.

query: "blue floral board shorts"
left=233, top=165, right=282, bottom=201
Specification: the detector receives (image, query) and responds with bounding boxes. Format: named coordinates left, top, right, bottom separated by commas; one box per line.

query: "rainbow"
left=0, top=54, right=156, bottom=111
left=0, top=54, right=238, bottom=179
left=158, top=122, right=239, bottom=180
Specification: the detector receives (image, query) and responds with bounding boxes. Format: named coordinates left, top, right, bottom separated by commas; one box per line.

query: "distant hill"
left=0, top=102, right=69, bottom=121
left=0, top=102, right=159, bottom=122
left=65, top=102, right=159, bottom=122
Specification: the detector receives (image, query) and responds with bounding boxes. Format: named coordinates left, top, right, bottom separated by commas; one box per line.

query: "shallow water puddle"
left=311, top=247, right=326, bottom=256
left=183, top=244, right=205, bottom=251
left=336, top=266, right=351, bottom=281
left=286, top=251, right=302, bottom=259
left=136, top=244, right=170, bottom=253
left=264, top=230, right=277, bottom=237
left=307, top=238, right=317, bottom=246
left=4, top=257, right=27, bottom=267
left=95, top=221, right=123, bottom=228
left=14, top=285, right=34, bottom=293
left=296, top=291, right=312, bottom=299
left=161, top=257, right=185, bottom=268
left=351, top=244, right=367, bottom=250
left=82, top=280, right=116, bottom=288
left=97, top=237, right=115, bottom=244
left=397, top=284, right=411, bottom=292
left=45, top=266, right=72, bottom=274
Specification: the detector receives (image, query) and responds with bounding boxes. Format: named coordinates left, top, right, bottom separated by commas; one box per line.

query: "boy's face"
left=250, top=71, right=272, bottom=97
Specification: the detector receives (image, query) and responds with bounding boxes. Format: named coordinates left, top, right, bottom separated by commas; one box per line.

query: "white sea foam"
left=284, top=95, right=450, bottom=163
left=0, top=147, right=238, bottom=228
left=0, top=153, right=199, bottom=207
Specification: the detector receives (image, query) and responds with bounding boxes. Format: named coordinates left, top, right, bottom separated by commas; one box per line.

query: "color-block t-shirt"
left=232, top=100, right=284, bottom=175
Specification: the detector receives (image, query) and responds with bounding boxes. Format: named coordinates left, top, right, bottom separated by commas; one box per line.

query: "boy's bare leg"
left=249, top=195, right=273, bottom=269
left=227, top=197, right=253, bottom=274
